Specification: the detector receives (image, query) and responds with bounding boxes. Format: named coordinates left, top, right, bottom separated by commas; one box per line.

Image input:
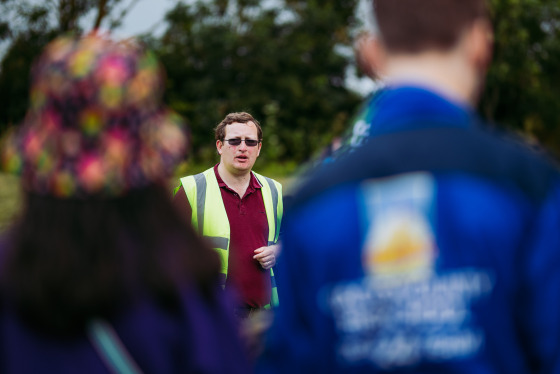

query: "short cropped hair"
left=374, top=0, right=489, bottom=53
left=214, top=112, right=263, bottom=142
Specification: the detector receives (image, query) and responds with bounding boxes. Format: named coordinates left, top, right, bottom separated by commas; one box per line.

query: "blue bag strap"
left=87, top=319, right=144, bottom=374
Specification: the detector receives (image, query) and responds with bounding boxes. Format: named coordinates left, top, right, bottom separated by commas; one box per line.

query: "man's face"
left=217, top=121, right=261, bottom=175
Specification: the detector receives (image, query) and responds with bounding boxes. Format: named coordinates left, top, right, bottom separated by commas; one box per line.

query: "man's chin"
left=233, top=162, right=254, bottom=172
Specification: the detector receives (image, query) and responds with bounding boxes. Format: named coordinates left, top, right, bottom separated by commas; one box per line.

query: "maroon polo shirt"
left=173, top=164, right=271, bottom=308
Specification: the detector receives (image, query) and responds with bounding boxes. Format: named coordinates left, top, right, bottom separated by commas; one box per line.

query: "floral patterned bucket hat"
left=1, top=33, right=188, bottom=198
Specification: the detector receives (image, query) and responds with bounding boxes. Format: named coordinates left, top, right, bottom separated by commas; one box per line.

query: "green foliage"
left=0, top=30, right=57, bottom=128
left=152, top=0, right=362, bottom=164
left=482, top=0, right=560, bottom=156
left=3, top=0, right=560, bottom=162
left=0, top=0, right=130, bottom=133
left=0, top=172, right=21, bottom=232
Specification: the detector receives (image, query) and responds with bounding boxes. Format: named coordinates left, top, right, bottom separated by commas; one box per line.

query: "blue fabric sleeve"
left=517, top=183, right=560, bottom=374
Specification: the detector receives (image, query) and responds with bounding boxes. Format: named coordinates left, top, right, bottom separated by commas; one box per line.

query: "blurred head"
left=368, top=0, right=493, bottom=104
left=374, top=0, right=489, bottom=54
left=1, top=33, right=189, bottom=198
left=215, top=112, right=262, bottom=176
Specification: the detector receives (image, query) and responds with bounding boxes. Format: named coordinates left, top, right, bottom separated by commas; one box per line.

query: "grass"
left=0, top=172, right=22, bottom=232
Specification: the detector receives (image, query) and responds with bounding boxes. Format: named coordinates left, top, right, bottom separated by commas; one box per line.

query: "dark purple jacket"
left=0, top=237, right=251, bottom=374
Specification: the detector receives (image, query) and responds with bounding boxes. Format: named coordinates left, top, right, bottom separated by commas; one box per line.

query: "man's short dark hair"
left=374, top=0, right=489, bottom=53
left=214, top=112, right=263, bottom=142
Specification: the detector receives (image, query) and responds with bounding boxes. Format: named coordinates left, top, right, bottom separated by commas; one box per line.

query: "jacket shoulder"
left=292, top=127, right=559, bottom=209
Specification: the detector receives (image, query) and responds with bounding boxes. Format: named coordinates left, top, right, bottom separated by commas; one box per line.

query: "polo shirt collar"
left=213, top=163, right=262, bottom=193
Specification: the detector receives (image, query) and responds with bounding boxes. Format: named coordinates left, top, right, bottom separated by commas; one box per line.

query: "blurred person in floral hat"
left=0, top=33, right=250, bottom=373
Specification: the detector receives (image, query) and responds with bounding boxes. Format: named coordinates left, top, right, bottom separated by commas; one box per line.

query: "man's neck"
left=217, top=163, right=252, bottom=197
left=382, top=51, right=478, bottom=107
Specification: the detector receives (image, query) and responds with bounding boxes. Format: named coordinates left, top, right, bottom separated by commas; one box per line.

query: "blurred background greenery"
left=0, top=165, right=294, bottom=231
left=0, top=172, right=21, bottom=231
left=1, top=0, right=560, bottom=231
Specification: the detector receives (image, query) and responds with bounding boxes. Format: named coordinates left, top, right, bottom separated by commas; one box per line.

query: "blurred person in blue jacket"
left=0, top=34, right=250, bottom=373
left=344, top=31, right=382, bottom=151
left=319, top=32, right=384, bottom=164
left=258, top=0, right=560, bottom=373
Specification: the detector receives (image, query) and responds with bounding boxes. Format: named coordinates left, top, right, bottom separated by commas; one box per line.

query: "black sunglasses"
left=223, top=138, right=260, bottom=147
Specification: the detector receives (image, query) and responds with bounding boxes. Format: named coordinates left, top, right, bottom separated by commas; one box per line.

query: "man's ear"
left=466, top=19, right=493, bottom=73
left=216, top=139, right=223, bottom=155
left=357, top=34, right=388, bottom=80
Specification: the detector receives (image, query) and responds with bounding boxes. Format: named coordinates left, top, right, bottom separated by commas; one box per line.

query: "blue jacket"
left=258, top=86, right=560, bottom=374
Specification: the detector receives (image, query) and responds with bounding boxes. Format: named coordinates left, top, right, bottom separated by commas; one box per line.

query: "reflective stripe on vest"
left=180, top=168, right=283, bottom=306
left=255, top=173, right=283, bottom=246
left=181, top=168, right=230, bottom=276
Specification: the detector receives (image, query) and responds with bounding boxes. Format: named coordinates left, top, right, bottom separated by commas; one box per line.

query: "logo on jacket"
left=362, top=172, right=437, bottom=285
left=323, top=172, right=495, bottom=369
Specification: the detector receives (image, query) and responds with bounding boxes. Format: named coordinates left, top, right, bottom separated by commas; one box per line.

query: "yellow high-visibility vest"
left=179, top=167, right=283, bottom=307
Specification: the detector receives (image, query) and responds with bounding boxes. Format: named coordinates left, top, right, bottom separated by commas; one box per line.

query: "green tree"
left=152, top=0, right=362, bottom=164
left=0, top=0, right=138, bottom=132
left=482, top=0, right=560, bottom=156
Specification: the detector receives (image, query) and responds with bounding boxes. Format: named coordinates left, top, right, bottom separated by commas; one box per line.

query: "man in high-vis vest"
left=173, top=112, right=282, bottom=319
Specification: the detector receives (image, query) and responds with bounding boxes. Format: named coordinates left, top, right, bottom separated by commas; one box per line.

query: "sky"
left=113, top=0, right=174, bottom=38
